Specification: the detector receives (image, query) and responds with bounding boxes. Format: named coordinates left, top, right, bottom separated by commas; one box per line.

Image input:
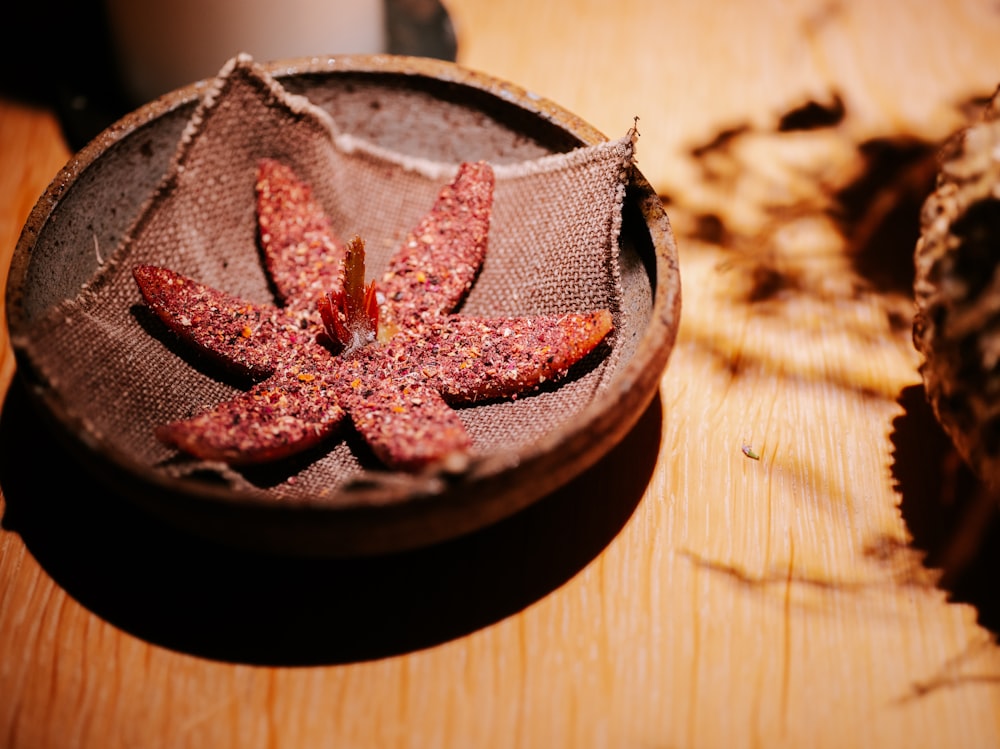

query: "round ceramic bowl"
left=6, top=55, right=681, bottom=557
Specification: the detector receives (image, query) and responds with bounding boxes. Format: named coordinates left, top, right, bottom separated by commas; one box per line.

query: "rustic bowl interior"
left=6, top=56, right=680, bottom=556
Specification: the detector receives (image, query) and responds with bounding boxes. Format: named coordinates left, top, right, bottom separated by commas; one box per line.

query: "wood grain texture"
left=3, top=1, right=1000, bottom=747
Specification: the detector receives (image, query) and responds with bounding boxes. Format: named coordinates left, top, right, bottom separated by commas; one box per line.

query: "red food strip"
left=155, top=366, right=346, bottom=465
left=380, top=161, right=494, bottom=327
left=336, top=372, right=472, bottom=472
left=256, top=158, right=346, bottom=311
left=390, top=310, right=614, bottom=403
left=133, top=264, right=300, bottom=378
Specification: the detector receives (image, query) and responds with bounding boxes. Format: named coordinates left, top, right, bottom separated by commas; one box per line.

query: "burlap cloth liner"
left=21, top=54, right=635, bottom=501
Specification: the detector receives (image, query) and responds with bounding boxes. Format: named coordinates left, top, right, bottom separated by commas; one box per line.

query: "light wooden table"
left=3, top=1, right=1000, bottom=747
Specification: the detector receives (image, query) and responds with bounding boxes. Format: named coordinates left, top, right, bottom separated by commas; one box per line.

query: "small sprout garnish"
left=742, top=444, right=760, bottom=460
left=318, top=235, right=379, bottom=356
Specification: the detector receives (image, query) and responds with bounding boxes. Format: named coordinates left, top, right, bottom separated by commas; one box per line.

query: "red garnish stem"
left=319, top=235, right=380, bottom=355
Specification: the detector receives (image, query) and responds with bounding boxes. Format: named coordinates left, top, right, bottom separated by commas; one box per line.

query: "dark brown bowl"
left=6, top=55, right=681, bottom=556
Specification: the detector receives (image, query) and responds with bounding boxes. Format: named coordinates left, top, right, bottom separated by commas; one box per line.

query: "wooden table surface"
left=4, top=1, right=1000, bottom=747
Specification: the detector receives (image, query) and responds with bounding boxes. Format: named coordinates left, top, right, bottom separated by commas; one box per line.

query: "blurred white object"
left=104, top=0, right=387, bottom=103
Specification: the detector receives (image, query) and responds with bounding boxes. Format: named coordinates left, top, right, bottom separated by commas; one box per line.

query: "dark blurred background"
left=2, top=0, right=456, bottom=152
left=3, top=0, right=126, bottom=149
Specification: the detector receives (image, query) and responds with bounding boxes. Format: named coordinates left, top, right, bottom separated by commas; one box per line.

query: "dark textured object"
left=914, top=87, right=1000, bottom=488
left=6, top=55, right=681, bottom=556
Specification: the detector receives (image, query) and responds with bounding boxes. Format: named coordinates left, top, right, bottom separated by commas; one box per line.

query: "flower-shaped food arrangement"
left=134, top=158, right=613, bottom=472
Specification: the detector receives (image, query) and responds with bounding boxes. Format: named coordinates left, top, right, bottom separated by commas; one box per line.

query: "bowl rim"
left=6, top=54, right=681, bottom=555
